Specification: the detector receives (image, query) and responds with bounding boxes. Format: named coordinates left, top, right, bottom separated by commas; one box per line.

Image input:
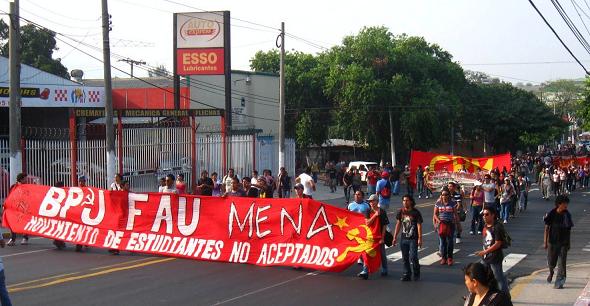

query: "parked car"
left=347, top=161, right=378, bottom=183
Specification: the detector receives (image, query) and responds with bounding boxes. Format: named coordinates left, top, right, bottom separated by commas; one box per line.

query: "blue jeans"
left=417, top=181, right=424, bottom=197
left=281, top=189, right=291, bottom=199
left=362, top=243, right=387, bottom=274
left=470, top=205, right=483, bottom=233
left=400, top=239, right=420, bottom=277
left=392, top=180, right=400, bottom=195
left=438, top=223, right=455, bottom=259
left=519, top=191, right=526, bottom=210
left=0, top=270, right=12, bottom=306
left=367, top=184, right=376, bottom=196
left=482, top=260, right=510, bottom=298
left=500, top=201, right=511, bottom=221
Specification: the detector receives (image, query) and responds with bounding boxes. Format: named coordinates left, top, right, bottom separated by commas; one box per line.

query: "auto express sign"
left=174, top=11, right=228, bottom=75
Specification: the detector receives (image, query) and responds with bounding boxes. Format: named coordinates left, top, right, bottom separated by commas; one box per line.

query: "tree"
left=578, top=77, right=590, bottom=131
left=0, top=21, right=69, bottom=79
left=322, top=27, right=466, bottom=160
left=541, top=79, right=583, bottom=117
left=148, top=64, right=170, bottom=77
left=250, top=50, right=331, bottom=150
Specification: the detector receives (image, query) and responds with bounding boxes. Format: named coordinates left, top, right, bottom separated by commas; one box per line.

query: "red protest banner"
left=409, top=150, right=511, bottom=187
left=3, top=185, right=382, bottom=273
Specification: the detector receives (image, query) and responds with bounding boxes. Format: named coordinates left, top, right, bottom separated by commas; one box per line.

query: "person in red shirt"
left=176, top=174, right=187, bottom=194
left=366, top=165, right=379, bottom=196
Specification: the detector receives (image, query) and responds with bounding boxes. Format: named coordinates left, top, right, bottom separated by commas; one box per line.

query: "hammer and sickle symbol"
left=336, top=225, right=377, bottom=262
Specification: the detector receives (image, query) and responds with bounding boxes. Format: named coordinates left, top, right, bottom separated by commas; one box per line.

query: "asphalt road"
left=3, top=186, right=590, bottom=306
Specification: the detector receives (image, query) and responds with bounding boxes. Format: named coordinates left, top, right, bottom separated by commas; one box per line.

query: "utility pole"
left=278, top=22, right=285, bottom=170
left=9, top=0, right=21, bottom=185
left=388, top=110, right=396, bottom=166
left=102, top=0, right=115, bottom=186
left=118, top=58, right=145, bottom=77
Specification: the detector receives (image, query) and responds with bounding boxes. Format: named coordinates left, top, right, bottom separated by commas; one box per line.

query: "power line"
left=528, top=0, right=590, bottom=74
left=551, top=0, right=590, bottom=55
left=462, top=59, right=590, bottom=65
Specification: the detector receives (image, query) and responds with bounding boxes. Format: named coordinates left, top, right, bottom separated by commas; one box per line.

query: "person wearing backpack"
left=376, top=171, right=392, bottom=210
left=475, top=206, right=511, bottom=298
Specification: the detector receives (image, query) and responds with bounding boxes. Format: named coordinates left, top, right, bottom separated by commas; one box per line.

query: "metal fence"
left=0, top=127, right=295, bottom=201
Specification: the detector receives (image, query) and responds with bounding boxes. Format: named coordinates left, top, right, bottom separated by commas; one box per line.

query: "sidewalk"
left=511, top=262, right=590, bottom=306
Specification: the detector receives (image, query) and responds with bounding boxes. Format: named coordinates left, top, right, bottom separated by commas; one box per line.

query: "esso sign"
left=177, top=48, right=224, bottom=75
left=182, top=52, right=218, bottom=65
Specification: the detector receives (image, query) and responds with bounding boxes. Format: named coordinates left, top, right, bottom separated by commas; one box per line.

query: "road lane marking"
left=213, top=271, right=322, bottom=305
left=89, top=257, right=158, bottom=271
left=419, top=249, right=460, bottom=266
left=7, top=257, right=157, bottom=289
left=423, top=230, right=435, bottom=236
left=1, top=248, right=53, bottom=258
left=502, top=253, right=527, bottom=272
left=7, top=257, right=176, bottom=293
left=387, top=251, right=402, bottom=261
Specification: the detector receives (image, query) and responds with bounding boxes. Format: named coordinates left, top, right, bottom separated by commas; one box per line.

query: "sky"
left=2, top=0, right=590, bottom=84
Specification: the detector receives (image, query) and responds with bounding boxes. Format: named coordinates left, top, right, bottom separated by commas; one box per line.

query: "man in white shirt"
left=162, top=174, right=178, bottom=194
left=296, top=167, right=316, bottom=199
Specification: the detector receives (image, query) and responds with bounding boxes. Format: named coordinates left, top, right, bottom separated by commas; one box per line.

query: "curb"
left=511, top=261, right=590, bottom=301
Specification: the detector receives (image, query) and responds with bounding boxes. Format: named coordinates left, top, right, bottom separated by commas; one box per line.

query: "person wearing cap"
left=376, top=171, right=392, bottom=210
left=357, top=194, right=389, bottom=279
left=294, top=183, right=305, bottom=198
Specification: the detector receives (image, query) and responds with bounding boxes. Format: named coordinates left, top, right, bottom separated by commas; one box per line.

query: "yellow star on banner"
left=334, top=216, right=349, bottom=230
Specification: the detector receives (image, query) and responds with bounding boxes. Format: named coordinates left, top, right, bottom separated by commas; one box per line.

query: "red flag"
left=409, top=151, right=511, bottom=187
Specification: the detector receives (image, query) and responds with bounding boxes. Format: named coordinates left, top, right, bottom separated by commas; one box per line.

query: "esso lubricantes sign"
left=176, top=48, right=224, bottom=75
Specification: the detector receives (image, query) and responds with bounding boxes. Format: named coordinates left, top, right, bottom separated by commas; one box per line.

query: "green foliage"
left=578, top=77, right=590, bottom=131
left=250, top=49, right=330, bottom=147
left=0, top=21, right=69, bottom=79
left=249, top=26, right=568, bottom=156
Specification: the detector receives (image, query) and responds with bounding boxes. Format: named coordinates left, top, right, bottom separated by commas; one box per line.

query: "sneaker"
left=469, top=231, right=474, bottom=235
left=21, top=237, right=29, bottom=245
left=547, top=270, right=554, bottom=283
left=6, top=239, right=15, bottom=246
left=440, top=258, right=447, bottom=265
left=53, top=240, right=66, bottom=250
left=503, top=220, right=508, bottom=224
left=447, top=258, right=454, bottom=266
left=357, top=272, right=368, bottom=280
left=477, top=231, right=482, bottom=235
left=75, top=244, right=83, bottom=252
left=400, top=276, right=411, bottom=281
left=108, top=249, right=120, bottom=255
left=455, top=237, right=461, bottom=244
